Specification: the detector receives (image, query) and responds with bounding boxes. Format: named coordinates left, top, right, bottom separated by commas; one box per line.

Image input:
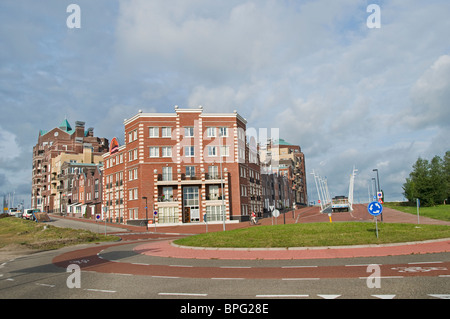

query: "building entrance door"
left=183, top=186, right=200, bottom=223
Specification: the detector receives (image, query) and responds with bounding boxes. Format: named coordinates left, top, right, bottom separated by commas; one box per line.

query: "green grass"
left=384, top=202, right=450, bottom=222
left=174, top=222, right=450, bottom=248
left=0, top=216, right=119, bottom=251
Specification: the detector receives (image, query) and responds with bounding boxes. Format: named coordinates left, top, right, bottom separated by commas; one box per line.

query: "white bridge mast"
left=348, top=166, right=358, bottom=211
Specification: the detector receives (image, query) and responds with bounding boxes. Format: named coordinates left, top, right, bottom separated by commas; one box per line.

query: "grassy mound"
left=0, top=216, right=119, bottom=251
left=174, top=222, right=450, bottom=248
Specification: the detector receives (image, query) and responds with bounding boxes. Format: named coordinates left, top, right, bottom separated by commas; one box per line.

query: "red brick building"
left=102, top=106, right=263, bottom=225
left=31, top=119, right=108, bottom=213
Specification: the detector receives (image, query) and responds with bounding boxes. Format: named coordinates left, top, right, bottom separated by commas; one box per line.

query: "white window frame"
left=149, top=127, right=159, bottom=138
left=162, top=127, right=171, bottom=138
left=185, top=146, right=195, bottom=157
left=149, top=146, right=159, bottom=158
left=162, top=146, right=172, bottom=157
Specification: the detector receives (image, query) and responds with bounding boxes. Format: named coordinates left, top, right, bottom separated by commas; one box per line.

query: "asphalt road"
left=48, top=216, right=129, bottom=234
left=1, top=213, right=449, bottom=304
left=1, top=238, right=449, bottom=300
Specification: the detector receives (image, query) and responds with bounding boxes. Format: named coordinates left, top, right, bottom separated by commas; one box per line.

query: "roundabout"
left=52, top=205, right=450, bottom=281
left=52, top=235, right=450, bottom=280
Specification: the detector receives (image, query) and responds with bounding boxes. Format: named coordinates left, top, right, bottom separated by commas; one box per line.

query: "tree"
left=403, top=151, right=450, bottom=206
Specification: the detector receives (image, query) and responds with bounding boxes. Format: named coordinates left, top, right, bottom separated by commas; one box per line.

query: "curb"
left=171, top=237, right=450, bottom=252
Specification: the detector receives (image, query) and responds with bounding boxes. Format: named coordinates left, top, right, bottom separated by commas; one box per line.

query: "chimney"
left=83, top=145, right=93, bottom=163
left=75, top=121, right=85, bottom=138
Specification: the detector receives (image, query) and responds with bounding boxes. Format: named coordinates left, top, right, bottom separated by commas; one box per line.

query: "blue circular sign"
left=368, top=201, right=383, bottom=216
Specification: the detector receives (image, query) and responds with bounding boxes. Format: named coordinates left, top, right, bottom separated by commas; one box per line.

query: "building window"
left=128, top=188, right=138, bottom=200
left=186, top=166, right=195, bottom=177
left=185, top=146, right=195, bottom=157
left=149, top=147, right=159, bottom=158
left=208, top=166, right=219, bottom=180
left=129, top=149, right=138, bottom=161
left=162, top=187, right=173, bottom=201
left=220, top=146, right=230, bottom=157
left=219, top=127, right=228, bottom=137
left=162, top=146, right=172, bottom=157
left=128, top=130, right=138, bottom=143
left=158, top=207, right=179, bottom=224
left=162, top=127, right=171, bottom=138
left=162, top=167, right=173, bottom=181
left=207, top=146, right=217, bottom=156
left=206, top=205, right=224, bottom=222
left=129, top=168, right=138, bottom=181
left=185, top=127, right=194, bottom=137
left=128, top=208, right=138, bottom=220
left=207, top=127, right=216, bottom=137
left=208, top=185, right=219, bottom=200
left=149, top=127, right=159, bottom=138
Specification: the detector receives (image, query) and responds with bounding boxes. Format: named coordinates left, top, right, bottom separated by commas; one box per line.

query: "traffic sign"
left=377, top=192, right=383, bottom=199
left=368, top=201, right=383, bottom=216
left=154, top=211, right=158, bottom=215
left=95, top=214, right=101, bottom=220
left=272, top=209, right=280, bottom=218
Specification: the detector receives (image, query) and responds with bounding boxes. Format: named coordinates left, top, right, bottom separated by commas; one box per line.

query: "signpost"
left=416, top=198, right=420, bottom=224
left=153, top=211, right=157, bottom=232
left=272, top=209, right=280, bottom=225
left=102, top=206, right=108, bottom=236
left=203, top=213, right=208, bottom=233
left=368, top=201, right=383, bottom=238
left=95, top=213, right=101, bottom=233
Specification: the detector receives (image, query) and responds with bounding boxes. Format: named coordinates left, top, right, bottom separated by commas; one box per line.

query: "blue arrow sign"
left=368, top=201, right=383, bottom=216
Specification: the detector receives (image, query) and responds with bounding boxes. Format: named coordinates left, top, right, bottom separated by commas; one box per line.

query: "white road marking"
left=282, top=278, right=320, bottom=281
left=169, top=265, right=193, bottom=268
left=211, top=277, right=245, bottom=280
left=256, top=294, right=309, bottom=298
left=428, top=294, right=450, bottom=299
left=282, top=265, right=318, bottom=268
left=85, top=288, right=116, bottom=293
left=372, top=295, right=396, bottom=299
left=359, top=276, right=403, bottom=279
left=36, top=283, right=55, bottom=287
left=159, top=292, right=208, bottom=297
left=318, top=294, right=341, bottom=299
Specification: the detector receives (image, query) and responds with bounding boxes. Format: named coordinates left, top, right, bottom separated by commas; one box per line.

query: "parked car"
left=23, top=209, right=37, bottom=220
left=8, top=208, right=22, bottom=218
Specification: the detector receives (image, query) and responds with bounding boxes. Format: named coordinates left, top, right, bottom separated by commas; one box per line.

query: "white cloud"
left=1, top=0, right=450, bottom=204
left=404, top=55, right=450, bottom=128
left=0, top=127, right=21, bottom=161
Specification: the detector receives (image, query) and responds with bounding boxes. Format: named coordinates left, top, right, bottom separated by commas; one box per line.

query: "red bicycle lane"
left=52, top=238, right=450, bottom=279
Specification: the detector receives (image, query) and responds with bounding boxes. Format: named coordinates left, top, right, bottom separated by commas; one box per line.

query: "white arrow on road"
left=372, top=295, right=396, bottom=299
left=428, top=294, right=450, bottom=299
left=317, top=294, right=341, bottom=299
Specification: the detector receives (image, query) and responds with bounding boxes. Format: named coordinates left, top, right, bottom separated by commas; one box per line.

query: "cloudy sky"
left=1, top=0, right=449, bottom=207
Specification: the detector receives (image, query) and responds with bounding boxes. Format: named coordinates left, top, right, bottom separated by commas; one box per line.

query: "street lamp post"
left=219, top=130, right=225, bottom=231
left=142, top=196, right=148, bottom=231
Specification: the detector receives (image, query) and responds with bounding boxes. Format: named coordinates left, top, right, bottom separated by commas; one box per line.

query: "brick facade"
left=102, top=107, right=263, bottom=225
left=31, top=120, right=108, bottom=213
